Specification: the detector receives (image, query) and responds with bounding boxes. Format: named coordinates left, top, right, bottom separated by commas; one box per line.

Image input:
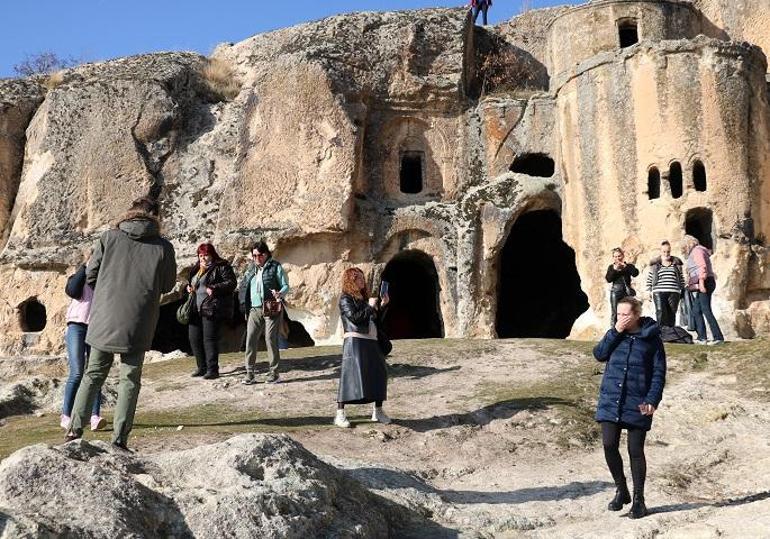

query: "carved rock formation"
left=1, top=1, right=769, bottom=354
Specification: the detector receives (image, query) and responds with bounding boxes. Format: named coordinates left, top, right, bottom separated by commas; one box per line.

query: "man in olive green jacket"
left=66, top=196, right=177, bottom=450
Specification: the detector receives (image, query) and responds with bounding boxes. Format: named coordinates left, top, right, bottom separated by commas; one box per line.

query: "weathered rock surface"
left=1, top=1, right=770, bottom=353
left=0, top=434, right=409, bottom=538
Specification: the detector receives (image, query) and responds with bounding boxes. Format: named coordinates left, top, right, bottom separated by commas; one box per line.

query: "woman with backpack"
left=61, top=255, right=106, bottom=432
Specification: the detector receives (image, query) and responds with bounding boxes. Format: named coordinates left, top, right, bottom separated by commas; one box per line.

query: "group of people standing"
left=594, top=233, right=727, bottom=518
left=605, top=235, right=724, bottom=344
left=60, top=197, right=391, bottom=451
left=58, top=196, right=731, bottom=520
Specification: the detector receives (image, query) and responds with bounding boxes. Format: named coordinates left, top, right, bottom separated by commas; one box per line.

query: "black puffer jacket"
left=187, top=260, right=237, bottom=320
left=593, top=317, right=667, bottom=431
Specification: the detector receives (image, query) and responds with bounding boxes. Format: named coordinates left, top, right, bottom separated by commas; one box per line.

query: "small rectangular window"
left=618, top=20, right=639, bottom=48
left=400, top=152, right=424, bottom=194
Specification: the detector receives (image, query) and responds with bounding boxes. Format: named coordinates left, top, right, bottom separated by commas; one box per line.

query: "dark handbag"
left=377, top=330, right=392, bottom=356
left=176, top=293, right=195, bottom=324
left=263, top=297, right=283, bottom=318
left=375, top=319, right=392, bottom=356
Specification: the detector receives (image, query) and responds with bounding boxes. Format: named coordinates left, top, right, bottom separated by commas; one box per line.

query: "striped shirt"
left=646, top=264, right=685, bottom=294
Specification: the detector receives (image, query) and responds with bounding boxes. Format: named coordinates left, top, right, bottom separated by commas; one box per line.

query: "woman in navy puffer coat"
left=593, top=296, right=666, bottom=519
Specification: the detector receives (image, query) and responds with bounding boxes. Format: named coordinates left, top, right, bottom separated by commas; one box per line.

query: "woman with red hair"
left=186, top=243, right=236, bottom=379
left=335, top=267, right=390, bottom=428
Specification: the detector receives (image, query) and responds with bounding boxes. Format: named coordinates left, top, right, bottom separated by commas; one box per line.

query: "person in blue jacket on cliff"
left=593, top=296, right=666, bottom=519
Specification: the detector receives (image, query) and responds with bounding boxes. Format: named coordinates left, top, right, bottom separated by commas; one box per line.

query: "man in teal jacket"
left=238, top=241, right=289, bottom=384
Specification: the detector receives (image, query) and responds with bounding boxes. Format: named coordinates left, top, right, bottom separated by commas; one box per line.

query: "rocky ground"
left=1, top=338, right=769, bottom=537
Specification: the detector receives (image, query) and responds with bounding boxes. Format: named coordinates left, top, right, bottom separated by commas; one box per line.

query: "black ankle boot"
left=629, top=492, right=648, bottom=519
left=191, top=370, right=205, bottom=377
left=607, top=483, right=631, bottom=511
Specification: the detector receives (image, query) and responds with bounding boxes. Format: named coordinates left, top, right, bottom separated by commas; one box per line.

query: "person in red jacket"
left=471, top=0, right=492, bottom=25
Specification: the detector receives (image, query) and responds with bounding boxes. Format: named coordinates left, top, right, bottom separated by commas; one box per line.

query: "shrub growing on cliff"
left=13, top=52, right=78, bottom=77
left=201, top=58, right=241, bottom=102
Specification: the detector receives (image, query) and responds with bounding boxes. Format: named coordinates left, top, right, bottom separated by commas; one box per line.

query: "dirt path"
left=2, top=339, right=769, bottom=537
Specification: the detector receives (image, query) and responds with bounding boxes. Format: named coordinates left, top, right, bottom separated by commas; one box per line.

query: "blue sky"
left=1, top=0, right=580, bottom=78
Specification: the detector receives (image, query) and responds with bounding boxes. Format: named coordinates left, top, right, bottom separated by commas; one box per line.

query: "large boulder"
left=0, top=434, right=402, bottom=538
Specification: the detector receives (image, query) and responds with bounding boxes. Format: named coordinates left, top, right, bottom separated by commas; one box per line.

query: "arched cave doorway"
left=17, top=298, right=47, bottom=332
left=495, top=210, right=589, bottom=338
left=685, top=207, right=714, bottom=252
left=381, top=250, right=443, bottom=340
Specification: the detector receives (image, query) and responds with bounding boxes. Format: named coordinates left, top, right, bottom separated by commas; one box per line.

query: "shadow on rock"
left=396, top=397, right=570, bottom=433
left=651, top=490, right=770, bottom=515
left=345, top=465, right=611, bottom=505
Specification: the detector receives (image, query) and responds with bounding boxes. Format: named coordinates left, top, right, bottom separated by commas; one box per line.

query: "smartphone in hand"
left=379, top=280, right=389, bottom=298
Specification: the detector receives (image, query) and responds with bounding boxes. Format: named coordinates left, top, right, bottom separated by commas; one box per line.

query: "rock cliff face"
left=0, top=434, right=410, bottom=537
left=1, top=1, right=769, bottom=354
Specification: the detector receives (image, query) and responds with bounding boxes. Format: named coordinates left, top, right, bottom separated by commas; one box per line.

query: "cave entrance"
left=685, top=207, right=714, bottom=252
left=17, top=298, right=46, bottom=332
left=381, top=250, right=443, bottom=339
left=495, top=210, right=589, bottom=338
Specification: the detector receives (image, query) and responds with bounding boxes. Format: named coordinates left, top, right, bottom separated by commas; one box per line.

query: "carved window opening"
left=669, top=162, right=683, bottom=199
left=693, top=160, right=707, bottom=192
left=399, top=151, right=424, bottom=194
left=685, top=207, right=714, bottom=252
left=509, top=153, right=555, bottom=177
left=17, top=298, right=46, bottom=332
left=648, top=167, right=661, bottom=200
left=618, top=19, right=639, bottom=48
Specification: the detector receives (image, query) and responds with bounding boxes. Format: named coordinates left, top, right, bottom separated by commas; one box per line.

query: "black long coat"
left=337, top=294, right=387, bottom=404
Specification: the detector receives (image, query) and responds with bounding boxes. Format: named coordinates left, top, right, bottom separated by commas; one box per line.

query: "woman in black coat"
left=335, top=267, right=390, bottom=428
left=593, top=296, right=666, bottom=519
left=186, top=243, right=236, bottom=379
left=606, top=247, right=639, bottom=327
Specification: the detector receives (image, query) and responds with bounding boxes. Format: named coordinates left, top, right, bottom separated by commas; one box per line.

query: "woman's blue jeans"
left=691, top=277, right=725, bottom=342
left=63, top=323, right=101, bottom=416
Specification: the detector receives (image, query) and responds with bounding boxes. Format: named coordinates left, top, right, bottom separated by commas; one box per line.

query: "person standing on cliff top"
left=65, top=196, right=177, bottom=451
left=470, top=0, right=492, bottom=25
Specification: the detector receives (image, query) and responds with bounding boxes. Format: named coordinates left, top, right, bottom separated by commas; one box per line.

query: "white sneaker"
left=90, top=415, right=107, bottom=431
left=695, top=339, right=708, bottom=345
left=707, top=339, right=725, bottom=346
left=334, top=410, right=351, bottom=428
left=372, top=407, right=392, bottom=424
left=60, top=414, right=71, bottom=430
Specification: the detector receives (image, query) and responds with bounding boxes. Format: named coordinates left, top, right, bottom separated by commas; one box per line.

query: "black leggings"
left=601, top=422, right=647, bottom=494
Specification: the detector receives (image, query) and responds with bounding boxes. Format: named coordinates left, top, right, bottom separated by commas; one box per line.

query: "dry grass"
left=43, top=70, right=66, bottom=91
left=200, top=58, right=241, bottom=101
